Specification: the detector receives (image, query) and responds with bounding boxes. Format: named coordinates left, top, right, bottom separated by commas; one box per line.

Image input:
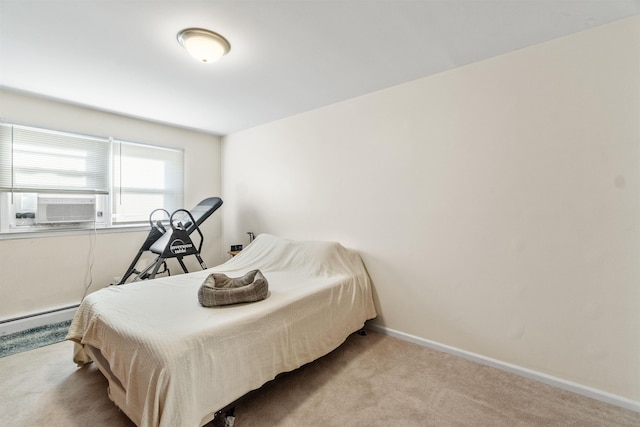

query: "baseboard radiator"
left=0, top=305, right=78, bottom=336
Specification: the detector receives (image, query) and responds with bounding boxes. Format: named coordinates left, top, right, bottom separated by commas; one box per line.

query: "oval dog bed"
left=198, top=269, right=268, bottom=307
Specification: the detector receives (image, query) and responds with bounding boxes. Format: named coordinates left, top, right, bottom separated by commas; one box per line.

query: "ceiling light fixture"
left=177, top=28, right=231, bottom=63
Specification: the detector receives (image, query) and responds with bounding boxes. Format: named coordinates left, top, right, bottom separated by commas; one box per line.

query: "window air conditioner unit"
left=37, top=195, right=96, bottom=224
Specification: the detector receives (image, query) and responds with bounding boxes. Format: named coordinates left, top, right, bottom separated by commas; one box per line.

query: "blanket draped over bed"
left=66, top=234, right=377, bottom=427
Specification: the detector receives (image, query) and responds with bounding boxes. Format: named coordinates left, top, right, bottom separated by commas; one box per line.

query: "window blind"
left=0, top=124, right=11, bottom=192
left=112, top=140, right=184, bottom=224
left=0, top=123, right=110, bottom=194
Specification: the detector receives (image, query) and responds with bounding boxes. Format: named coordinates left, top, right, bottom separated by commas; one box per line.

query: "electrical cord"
left=80, top=221, right=98, bottom=302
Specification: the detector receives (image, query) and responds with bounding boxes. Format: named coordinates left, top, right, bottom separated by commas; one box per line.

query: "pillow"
left=198, top=269, right=268, bottom=307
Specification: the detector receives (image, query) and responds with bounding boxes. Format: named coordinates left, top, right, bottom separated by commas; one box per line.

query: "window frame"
left=111, top=139, right=184, bottom=226
left=0, top=122, right=184, bottom=236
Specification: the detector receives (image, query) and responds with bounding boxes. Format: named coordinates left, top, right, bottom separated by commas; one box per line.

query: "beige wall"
left=222, top=17, right=640, bottom=401
left=0, top=90, right=223, bottom=320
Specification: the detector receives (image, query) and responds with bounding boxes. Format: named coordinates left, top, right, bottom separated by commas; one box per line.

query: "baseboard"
left=0, top=305, right=78, bottom=336
left=368, top=324, right=640, bottom=413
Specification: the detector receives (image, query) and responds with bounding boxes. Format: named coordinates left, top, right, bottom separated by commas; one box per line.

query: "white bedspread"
left=67, top=234, right=377, bottom=427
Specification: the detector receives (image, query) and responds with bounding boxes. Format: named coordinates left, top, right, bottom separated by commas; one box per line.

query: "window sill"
left=0, top=223, right=150, bottom=240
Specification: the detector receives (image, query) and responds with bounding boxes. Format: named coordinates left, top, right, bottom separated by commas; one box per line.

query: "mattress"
left=66, top=234, right=377, bottom=427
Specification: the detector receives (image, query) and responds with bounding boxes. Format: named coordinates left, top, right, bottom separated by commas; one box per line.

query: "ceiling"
left=1, top=1, right=639, bottom=136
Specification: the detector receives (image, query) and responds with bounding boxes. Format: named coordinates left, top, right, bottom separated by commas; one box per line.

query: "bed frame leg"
left=223, top=407, right=236, bottom=427
left=211, top=406, right=235, bottom=427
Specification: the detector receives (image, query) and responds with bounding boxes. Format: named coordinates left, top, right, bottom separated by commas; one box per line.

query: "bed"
left=66, top=234, right=377, bottom=427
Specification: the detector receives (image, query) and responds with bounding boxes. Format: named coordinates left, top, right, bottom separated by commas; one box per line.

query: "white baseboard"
left=368, top=324, right=640, bottom=413
left=0, top=306, right=78, bottom=336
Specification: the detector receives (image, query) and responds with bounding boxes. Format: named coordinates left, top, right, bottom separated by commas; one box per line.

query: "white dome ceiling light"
left=177, top=28, right=231, bottom=63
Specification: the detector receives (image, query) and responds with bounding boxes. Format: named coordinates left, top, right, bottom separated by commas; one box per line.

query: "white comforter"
left=67, top=234, right=377, bottom=427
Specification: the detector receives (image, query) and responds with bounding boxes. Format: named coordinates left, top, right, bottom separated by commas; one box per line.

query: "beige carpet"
left=0, top=330, right=638, bottom=426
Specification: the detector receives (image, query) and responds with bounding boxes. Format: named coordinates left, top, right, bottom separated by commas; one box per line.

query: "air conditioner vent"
left=37, top=195, right=96, bottom=224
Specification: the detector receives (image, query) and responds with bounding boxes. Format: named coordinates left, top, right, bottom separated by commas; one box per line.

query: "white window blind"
left=0, top=124, right=11, bottom=192
left=0, top=123, right=110, bottom=194
left=112, top=140, right=184, bottom=224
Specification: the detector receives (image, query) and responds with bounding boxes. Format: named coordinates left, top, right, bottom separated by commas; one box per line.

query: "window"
left=0, top=124, right=110, bottom=194
left=0, top=122, right=184, bottom=233
left=112, top=140, right=184, bottom=224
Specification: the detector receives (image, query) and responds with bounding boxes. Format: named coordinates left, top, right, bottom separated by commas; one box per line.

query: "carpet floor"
left=0, top=330, right=637, bottom=426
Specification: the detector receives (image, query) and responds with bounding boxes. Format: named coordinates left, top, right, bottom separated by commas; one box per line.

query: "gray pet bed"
left=198, top=269, right=269, bottom=307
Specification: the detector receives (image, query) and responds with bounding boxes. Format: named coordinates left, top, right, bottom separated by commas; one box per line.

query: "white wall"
left=222, top=17, right=640, bottom=401
left=0, top=89, right=223, bottom=321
